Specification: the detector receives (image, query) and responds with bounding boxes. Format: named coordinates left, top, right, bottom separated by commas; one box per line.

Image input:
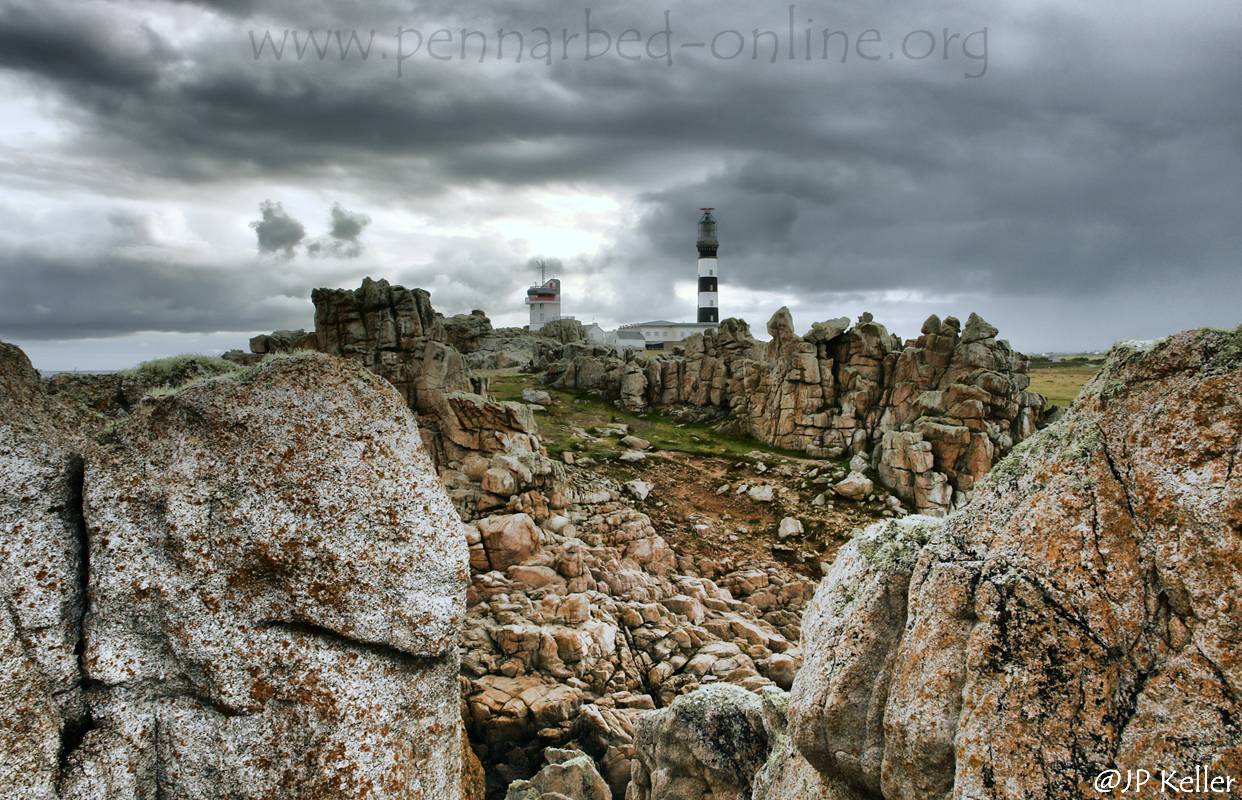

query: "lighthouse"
left=696, top=208, right=719, bottom=323
left=611, top=208, right=721, bottom=349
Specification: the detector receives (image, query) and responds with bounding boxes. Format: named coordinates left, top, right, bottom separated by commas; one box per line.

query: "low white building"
left=619, top=320, right=717, bottom=349
left=583, top=323, right=646, bottom=352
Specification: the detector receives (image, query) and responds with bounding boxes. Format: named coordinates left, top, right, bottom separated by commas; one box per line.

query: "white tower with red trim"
left=526, top=276, right=561, bottom=331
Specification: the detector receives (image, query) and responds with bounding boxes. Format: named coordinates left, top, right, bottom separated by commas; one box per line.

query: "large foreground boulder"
left=783, top=328, right=1242, bottom=798
left=0, top=348, right=471, bottom=799
left=0, top=342, right=92, bottom=798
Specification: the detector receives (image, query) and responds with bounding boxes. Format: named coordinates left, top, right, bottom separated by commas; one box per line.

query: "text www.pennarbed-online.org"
left=247, top=7, right=991, bottom=79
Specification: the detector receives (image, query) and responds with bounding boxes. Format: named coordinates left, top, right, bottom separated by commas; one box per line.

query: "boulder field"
left=4, top=283, right=1237, bottom=800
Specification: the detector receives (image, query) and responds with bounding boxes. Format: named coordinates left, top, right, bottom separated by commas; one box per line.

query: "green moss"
left=1204, top=327, right=1242, bottom=376
left=1059, top=423, right=1101, bottom=464
left=94, top=419, right=122, bottom=446
left=857, top=518, right=941, bottom=570
left=984, top=425, right=1048, bottom=485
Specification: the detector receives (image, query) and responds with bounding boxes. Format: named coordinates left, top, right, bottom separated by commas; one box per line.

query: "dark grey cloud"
left=0, top=0, right=1240, bottom=361
left=249, top=200, right=306, bottom=256
left=307, top=203, right=371, bottom=258
left=0, top=1, right=171, bottom=90
left=0, top=246, right=310, bottom=337
left=328, top=203, right=369, bottom=242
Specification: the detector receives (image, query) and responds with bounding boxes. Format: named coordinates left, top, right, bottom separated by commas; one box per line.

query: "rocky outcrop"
left=1, top=345, right=470, bottom=798
left=777, top=328, right=1241, bottom=798
left=538, top=319, right=587, bottom=345
left=626, top=684, right=773, bottom=800
left=313, top=277, right=473, bottom=412
left=312, top=278, right=546, bottom=468
left=437, top=415, right=818, bottom=797
left=442, top=309, right=581, bottom=371
left=46, top=354, right=243, bottom=419
left=546, top=311, right=1044, bottom=515
left=297, top=284, right=812, bottom=796
left=248, top=327, right=318, bottom=355
left=459, top=489, right=809, bottom=798
left=506, top=748, right=611, bottom=800
left=444, top=310, right=495, bottom=353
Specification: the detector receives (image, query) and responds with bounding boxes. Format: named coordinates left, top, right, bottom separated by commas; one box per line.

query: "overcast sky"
left=1, top=0, right=1239, bottom=370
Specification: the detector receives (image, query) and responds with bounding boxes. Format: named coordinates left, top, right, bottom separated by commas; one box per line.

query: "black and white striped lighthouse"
left=696, top=208, right=719, bottom=323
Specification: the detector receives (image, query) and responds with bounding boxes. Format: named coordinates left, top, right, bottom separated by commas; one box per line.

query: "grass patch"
left=124, top=354, right=241, bottom=390
left=486, top=371, right=537, bottom=403
left=478, top=368, right=809, bottom=464
left=1028, top=362, right=1102, bottom=409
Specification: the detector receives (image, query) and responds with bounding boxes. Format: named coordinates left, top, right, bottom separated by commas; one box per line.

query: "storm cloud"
left=250, top=200, right=306, bottom=256
left=0, top=0, right=1240, bottom=369
left=307, top=203, right=371, bottom=258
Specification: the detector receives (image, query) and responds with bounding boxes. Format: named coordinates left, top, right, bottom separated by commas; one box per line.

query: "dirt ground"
left=483, top=367, right=903, bottom=581
left=619, top=450, right=893, bottom=581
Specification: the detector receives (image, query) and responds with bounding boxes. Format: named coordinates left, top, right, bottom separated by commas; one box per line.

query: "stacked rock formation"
left=250, top=281, right=586, bottom=375
left=312, top=277, right=474, bottom=410
left=443, top=309, right=496, bottom=354
left=311, top=278, right=543, bottom=466
left=626, top=326, right=1241, bottom=799
left=547, top=310, right=1045, bottom=515
left=1, top=346, right=469, bottom=798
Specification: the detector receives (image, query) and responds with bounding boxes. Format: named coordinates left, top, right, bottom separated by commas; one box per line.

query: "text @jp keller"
left=1093, top=767, right=1236, bottom=795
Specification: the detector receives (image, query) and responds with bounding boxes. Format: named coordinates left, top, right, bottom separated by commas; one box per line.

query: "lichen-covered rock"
left=0, top=341, right=93, bottom=800
left=750, top=691, right=851, bottom=800
left=64, top=353, right=468, bottom=799
left=626, top=684, right=771, bottom=800
left=782, top=327, right=1242, bottom=799
left=505, top=748, right=611, bottom=800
